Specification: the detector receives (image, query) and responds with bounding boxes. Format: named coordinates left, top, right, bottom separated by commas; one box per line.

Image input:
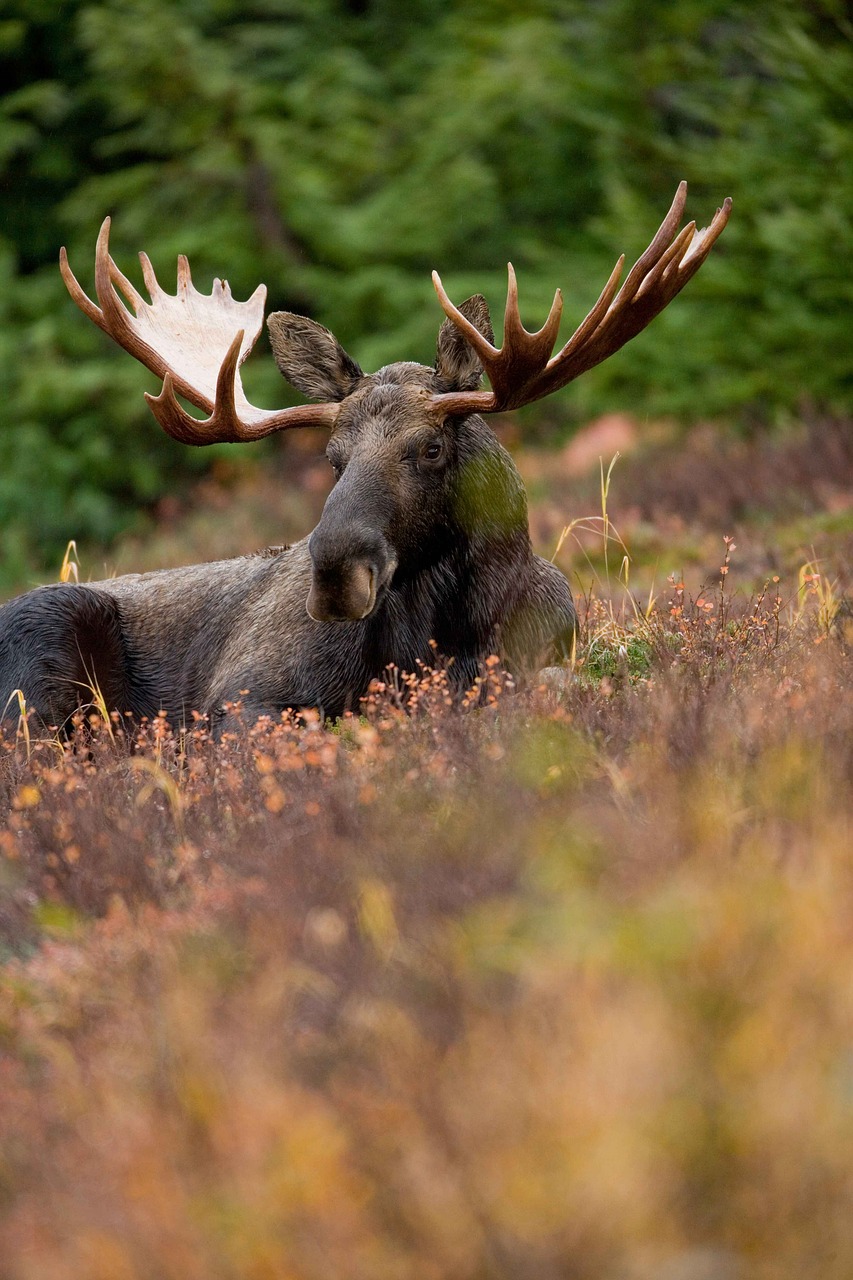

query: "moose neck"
left=450, top=417, right=530, bottom=562
left=363, top=417, right=534, bottom=662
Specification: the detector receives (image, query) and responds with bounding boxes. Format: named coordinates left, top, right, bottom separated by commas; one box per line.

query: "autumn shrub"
left=0, top=561, right=851, bottom=1279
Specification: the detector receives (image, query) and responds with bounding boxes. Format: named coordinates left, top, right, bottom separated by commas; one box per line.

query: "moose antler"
left=430, top=182, right=732, bottom=417
left=60, top=218, right=339, bottom=445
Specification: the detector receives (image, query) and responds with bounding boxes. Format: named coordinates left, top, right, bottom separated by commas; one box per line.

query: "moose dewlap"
left=0, top=183, right=730, bottom=729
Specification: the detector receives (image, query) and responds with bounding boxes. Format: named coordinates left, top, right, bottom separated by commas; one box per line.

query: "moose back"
left=0, top=183, right=730, bottom=729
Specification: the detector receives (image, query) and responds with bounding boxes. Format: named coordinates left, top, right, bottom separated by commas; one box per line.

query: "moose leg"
left=0, top=585, right=130, bottom=731
left=502, top=556, right=577, bottom=674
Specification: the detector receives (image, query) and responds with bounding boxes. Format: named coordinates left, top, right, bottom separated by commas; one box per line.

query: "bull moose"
left=0, top=183, right=730, bottom=730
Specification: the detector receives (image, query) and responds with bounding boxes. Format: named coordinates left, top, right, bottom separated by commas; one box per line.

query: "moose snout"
left=307, top=558, right=378, bottom=622
left=307, top=526, right=396, bottom=623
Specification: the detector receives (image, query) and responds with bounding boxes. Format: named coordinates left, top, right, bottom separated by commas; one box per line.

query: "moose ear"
left=267, top=312, right=363, bottom=402
left=434, top=294, right=494, bottom=392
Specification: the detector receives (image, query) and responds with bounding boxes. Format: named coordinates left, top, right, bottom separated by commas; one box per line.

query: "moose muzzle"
left=307, top=524, right=397, bottom=623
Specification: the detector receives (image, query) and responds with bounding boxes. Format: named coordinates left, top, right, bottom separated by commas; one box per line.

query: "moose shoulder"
left=0, top=183, right=730, bottom=730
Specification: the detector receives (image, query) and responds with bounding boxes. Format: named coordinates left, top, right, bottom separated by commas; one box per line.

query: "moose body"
left=0, top=409, right=573, bottom=727
left=0, top=182, right=729, bottom=731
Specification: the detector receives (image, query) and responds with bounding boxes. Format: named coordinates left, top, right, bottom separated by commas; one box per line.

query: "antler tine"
left=138, top=250, right=164, bottom=299
left=486, top=264, right=564, bottom=404
left=674, top=198, right=731, bottom=277
left=635, top=220, right=696, bottom=300
left=432, top=270, right=498, bottom=363
left=177, top=254, right=192, bottom=295
left=59, top=224, right=109, bottom=334
left=430, top=183, right=731, bottom=417
left=503, top=263, right=563, bottom=361
left=107, top=251, right=147, bottom=314
left=549, top=253, right=625, bottom=366
left=608, top=180, right=689, bottom=311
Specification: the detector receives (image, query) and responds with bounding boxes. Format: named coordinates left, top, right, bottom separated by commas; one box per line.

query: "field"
left=1, top=418, right=852, bottom=1280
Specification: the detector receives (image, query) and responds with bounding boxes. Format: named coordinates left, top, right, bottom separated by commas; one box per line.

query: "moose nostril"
left=306, top=555, right=382, bottom=623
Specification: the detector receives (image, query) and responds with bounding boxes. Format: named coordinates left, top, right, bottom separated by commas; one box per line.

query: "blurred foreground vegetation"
left=1, top=544, right=852, bottom=1278
left=1, top=0, right=852, bottom=586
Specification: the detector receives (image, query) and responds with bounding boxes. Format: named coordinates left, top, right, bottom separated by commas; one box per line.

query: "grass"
left=0, top=421, right=851, bottom=1278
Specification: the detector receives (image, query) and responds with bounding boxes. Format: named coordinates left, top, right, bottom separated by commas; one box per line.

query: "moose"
left=0, top=183, right=730, bottom=730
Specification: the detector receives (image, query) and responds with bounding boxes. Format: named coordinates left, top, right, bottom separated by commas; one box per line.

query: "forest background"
left=0, top=0, right=851, bottom=593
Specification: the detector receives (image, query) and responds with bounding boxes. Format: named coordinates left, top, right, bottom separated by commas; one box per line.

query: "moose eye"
left=422, top=441, right=444, bottom=462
